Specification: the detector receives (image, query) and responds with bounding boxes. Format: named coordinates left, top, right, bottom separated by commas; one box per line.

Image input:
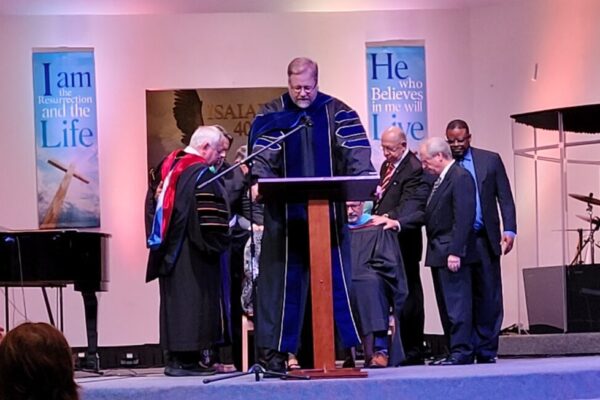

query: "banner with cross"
left=32, top=48, right=100, bottom=228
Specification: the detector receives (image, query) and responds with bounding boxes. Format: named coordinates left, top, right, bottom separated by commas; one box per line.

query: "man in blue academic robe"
left=248, top=57, right=375, bottom=372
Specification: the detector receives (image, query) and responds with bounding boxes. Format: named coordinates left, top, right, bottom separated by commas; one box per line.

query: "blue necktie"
left=459, top=158, right=483, bottom=230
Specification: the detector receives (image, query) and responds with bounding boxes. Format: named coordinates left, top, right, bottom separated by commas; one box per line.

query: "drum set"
left=569, top=193, right=600, bottom=265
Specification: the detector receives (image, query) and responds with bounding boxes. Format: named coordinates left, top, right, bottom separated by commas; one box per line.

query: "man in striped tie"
left=371, top=126, right=429, bottom=365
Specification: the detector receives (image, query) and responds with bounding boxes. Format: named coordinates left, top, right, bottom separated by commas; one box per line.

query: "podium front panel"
left=258, top=176, right=379, bottom=203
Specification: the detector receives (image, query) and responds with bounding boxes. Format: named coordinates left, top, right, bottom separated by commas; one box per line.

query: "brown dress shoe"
left=368, top=351, right=389, bottom=368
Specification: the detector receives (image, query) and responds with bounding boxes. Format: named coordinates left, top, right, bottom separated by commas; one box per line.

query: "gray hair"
left=421, top=136, right=452, bottom=160
left=189, top=125, right=222, bottom=149
left=287, top=57, right=318, bottom=82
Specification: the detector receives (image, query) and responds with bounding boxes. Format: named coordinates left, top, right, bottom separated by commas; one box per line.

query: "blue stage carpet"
left=78, top=356, right=600, bottom=400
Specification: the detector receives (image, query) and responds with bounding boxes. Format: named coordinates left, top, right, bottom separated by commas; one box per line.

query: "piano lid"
left=0, top=230, right=109, bottom=291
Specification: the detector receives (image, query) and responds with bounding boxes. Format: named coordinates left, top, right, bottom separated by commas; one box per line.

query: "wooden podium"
left=259, top=175, right=378, bottom=378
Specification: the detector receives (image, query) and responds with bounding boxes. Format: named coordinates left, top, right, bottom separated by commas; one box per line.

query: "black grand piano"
left=0, top=229, right=109, bottom=370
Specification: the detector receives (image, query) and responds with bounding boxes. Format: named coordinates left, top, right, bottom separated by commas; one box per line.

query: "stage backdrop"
left=32, top=48, right=101, bottom=229
left=146, top=88, right=285, bottom=171
left=366, top=40, right=428, bottom=164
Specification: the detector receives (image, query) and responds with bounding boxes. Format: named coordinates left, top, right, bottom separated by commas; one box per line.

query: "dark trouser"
left=431, top=264, right=474, bottom=362
left=472, top=234, right=503, bottom=358
left=399, top=257, right=425, bottom=358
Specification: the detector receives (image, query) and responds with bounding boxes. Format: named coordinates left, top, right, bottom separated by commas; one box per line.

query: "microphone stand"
left=203, top=120, right=311, bottom=383
left=196, top=120, right=309, bottom=192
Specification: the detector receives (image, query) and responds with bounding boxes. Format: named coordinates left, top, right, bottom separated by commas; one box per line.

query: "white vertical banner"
left=366, top=41, right=428, bottom=166
left=32, top=48, right=100, bottom=228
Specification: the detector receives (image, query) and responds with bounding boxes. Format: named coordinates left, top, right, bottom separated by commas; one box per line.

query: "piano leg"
left=4, top=286, right=8, bottom=330
left=41, top=287, right=56, bottom=327
left=80, top=290, right=100, bottom=371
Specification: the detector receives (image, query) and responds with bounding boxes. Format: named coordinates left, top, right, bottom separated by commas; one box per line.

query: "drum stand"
left=570, top=204, right=600, bottom=265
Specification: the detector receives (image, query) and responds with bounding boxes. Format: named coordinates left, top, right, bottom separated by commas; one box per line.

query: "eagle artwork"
left=172, top=89, right=205, bottom=145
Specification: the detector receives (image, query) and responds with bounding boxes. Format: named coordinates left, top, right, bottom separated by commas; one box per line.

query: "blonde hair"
left=287, top=57, right=318, bottom=81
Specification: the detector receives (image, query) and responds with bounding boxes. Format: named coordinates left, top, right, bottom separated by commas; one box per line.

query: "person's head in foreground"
left=0, top=322, right=79, bottom=400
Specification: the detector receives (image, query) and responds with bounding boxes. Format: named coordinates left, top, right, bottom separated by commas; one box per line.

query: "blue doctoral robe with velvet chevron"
left=249, top=92, right=375, bottom=354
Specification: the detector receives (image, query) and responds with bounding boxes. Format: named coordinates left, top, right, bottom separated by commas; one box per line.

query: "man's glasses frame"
left=290, top=83, right=317, bottom=95
left=446, top=135, right=471, bottom=145
left=381, top=142, right=407, bottom=153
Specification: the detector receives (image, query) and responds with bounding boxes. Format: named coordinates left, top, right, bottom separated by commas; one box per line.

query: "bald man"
left=371, top=126, right=429, bottom=365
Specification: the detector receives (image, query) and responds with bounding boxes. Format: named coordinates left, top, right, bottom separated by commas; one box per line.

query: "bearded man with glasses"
left=248, top=57, right=375, bottom=373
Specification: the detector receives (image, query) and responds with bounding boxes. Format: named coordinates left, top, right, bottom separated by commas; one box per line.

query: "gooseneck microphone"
left=301, top=115, right=313, bottom=127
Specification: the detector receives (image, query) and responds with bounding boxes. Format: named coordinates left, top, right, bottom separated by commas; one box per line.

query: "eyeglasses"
left=290, top=84, right=317, bottom=95
left=446, top=135, right=470, bottom=145
left=381, top=143, right=407, bottom=153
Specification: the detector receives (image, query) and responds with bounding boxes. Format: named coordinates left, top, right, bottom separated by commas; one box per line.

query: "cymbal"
left=569, top=193, right=600, bottom=206
left=576, top=214, right=600, bottom=225
left=552, top=228, right=594, bottom=232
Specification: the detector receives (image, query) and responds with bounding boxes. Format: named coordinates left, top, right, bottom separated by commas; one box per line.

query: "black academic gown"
left=349, top=222, right=408, bottom=366
left=146, top=162, right=231, bottom=352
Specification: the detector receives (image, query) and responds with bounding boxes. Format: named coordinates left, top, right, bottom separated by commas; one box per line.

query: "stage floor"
left=78, top=356, right=600, bottom=400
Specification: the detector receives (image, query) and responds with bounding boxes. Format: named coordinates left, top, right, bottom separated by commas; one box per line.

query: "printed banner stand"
left=32, top=48, right=100, bottom=229
left=366, top=40, right=428, bottom=166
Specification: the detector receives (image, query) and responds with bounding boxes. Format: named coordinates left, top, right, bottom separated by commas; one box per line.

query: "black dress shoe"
left=258, top=348, right=287, bottom=376
left=76, top=353, right=100, bottom=371
left=476, top=355, right=497, bottom=364
left=430, top=356, right=473, bottom=366
left=400, top=356, right=425, bottom=366
left=164, top=361, right=217, bottom=377
left=266, top=357, right=287, bottom=374
left=342, top=356, right=355, bottom=368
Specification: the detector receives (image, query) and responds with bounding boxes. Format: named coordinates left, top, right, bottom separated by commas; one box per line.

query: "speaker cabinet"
left=523, top=264, right=600, bottom=333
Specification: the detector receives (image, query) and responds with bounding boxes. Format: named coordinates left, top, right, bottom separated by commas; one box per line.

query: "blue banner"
left=32, top=49, right=100, bottom=228
left=366, top=42, right=428, bottom=154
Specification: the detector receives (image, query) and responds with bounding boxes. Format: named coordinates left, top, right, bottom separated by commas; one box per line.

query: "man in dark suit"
left=419, top=136, right=478, bottom=365
left=371, top=126, right=429, bottom=365
left=445, top=119, right=517, bottom=364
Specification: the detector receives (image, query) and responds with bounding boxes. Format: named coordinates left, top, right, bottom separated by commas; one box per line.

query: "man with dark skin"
left=445, top=119, right=517, bottom=363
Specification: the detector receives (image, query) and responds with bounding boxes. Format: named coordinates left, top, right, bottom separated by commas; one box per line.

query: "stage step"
left=78, top=357, right=600, bottom=400
left=499, top=332, right=600, bottom=357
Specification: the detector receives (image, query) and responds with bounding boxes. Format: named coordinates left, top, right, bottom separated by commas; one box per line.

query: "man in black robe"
left=347, top=201, right=408, bottom=368
left=248, top=57, right=375, bottom=372
left=145, top=125, right=230, bottom=377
